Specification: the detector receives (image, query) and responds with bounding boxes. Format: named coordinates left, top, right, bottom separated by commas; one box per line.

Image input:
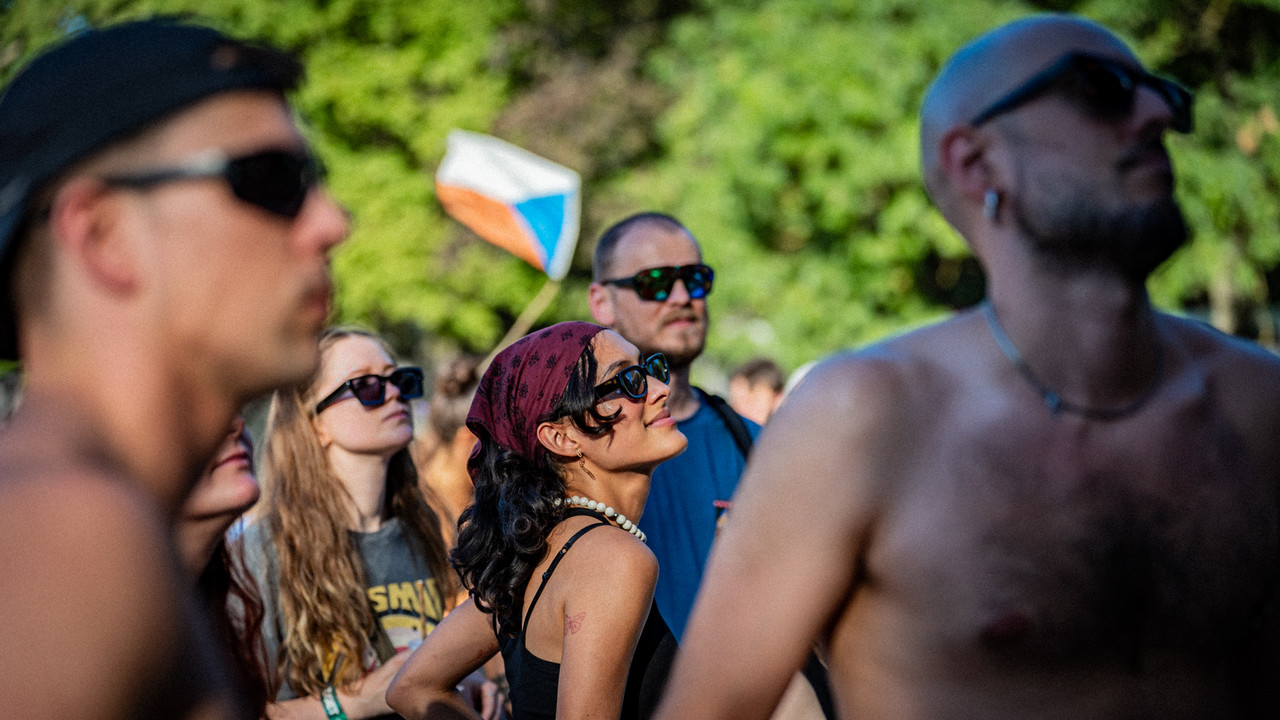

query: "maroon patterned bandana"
left=466, top=321, right=606, bottom=478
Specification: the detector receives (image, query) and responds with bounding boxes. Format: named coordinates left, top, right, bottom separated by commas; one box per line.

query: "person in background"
left=655, top=14, right=1280, bottom=720
left=0, top=18, right=347, bottom=720
left=411, top=353, right=483, bottom=547
left=727, top=357, right=786, bottom=425
left=386, top=321, right=687, bottom=720
left=587, top=212, right=755, bottom=641
left=241, top=327, right=496, bottom=719
left=178, top=416, right=271, bottom=717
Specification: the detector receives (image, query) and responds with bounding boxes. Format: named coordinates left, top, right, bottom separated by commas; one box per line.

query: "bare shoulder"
left=769, top=317, right=967, bottom=480
left=561, top=523, right=658, bottom=594
left=1163, top=311, right=1280, bottom=368
left=1159, top=313, right=1280, bottom=479
left=0, top=456, right=224, bottom=719
left=791, top=316, right=968, bottom=413
left=1161, top=312, right=1280, bottom=407
left=0, top=460, right=169, bottom=561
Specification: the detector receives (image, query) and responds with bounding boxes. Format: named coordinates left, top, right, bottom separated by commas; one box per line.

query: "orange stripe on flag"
left=435, top=183, right=544, bottom=270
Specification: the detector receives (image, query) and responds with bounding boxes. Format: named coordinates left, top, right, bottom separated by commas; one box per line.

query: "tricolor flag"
left=435, top=130, right=581, bottom=281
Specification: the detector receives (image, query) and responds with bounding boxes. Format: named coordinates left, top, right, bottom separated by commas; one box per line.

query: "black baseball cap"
left=0, top=17, right=304, bottom=361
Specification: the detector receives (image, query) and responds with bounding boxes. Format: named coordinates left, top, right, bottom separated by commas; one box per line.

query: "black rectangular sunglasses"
left=315, top=367, right=425, bottom=414
left=969, top=51, right=1193, bottom=133
left=600, top=264, right=714, bottom=302
left=101, top=147, right=325, bottom=219
left=594, top=353, right=670, bottom=400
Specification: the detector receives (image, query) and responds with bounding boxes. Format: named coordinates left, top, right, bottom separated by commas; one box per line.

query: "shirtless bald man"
left=0, top=19, right=348, bottom=719
left=655, top=14, right=1280, bottom=720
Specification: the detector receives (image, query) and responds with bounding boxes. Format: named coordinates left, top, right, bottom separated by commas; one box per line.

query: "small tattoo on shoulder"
left=564, top=611, right=585, bottom=635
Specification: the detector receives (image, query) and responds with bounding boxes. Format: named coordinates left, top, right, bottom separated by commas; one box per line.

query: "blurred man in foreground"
left=0, top=18, right=348, bottom=719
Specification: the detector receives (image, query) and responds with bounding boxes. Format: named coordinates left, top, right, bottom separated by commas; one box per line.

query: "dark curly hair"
left=199, top=539, right=269, bottom=715
left=450, top=339, right=619, bottom=637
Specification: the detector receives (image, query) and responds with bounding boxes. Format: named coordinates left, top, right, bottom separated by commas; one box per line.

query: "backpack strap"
left=697, top=387, right=754, bottom=459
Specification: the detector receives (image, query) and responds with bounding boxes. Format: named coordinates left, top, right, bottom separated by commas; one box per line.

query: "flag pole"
left=480, top=278, right=563, bottom=373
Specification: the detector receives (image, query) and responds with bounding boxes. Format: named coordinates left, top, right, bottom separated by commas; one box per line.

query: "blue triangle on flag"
left=514, top=194, right=567, bottom=268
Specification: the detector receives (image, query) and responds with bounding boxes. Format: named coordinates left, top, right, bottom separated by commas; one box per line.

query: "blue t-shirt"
left=641, top=394, right=759, bottom=639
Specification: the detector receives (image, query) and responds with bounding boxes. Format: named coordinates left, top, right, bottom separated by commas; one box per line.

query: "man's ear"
left=587, top=283, right=615, bottom=326
left=535, top=419, right=580, bottom=460
left=46, top=178, right=139, bottom=293
left=938, top=125, right=996, bottom=205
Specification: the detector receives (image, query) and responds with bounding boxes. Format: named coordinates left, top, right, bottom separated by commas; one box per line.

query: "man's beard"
left=635, top=313, right=707, bottom=371
left=1013, top=190, right=1189, bottom=282
left=656, top=328, right=705, bottom=370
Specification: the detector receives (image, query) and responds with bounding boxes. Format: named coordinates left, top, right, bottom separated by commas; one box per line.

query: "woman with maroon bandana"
left=388, top=321, right=688, bottom=720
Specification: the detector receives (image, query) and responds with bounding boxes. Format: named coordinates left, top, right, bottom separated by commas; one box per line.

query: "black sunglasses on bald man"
left=600, top=264, right=714, bottom=302
left=101, top=148, right=325, bottom=219
left=969, top=51, right=1193, bottom=133
left=315, top=367, right=425, bottom=414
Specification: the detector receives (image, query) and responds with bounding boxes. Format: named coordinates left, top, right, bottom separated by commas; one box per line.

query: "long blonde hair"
left=259, top=327, right=453, bottom=696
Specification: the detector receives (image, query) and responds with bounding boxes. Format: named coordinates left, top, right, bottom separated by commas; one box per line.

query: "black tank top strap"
left=521, top=509, right=611, bottom=632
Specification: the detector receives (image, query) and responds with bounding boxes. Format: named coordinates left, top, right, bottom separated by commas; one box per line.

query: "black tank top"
left=497, top=508, right=677, bottom=720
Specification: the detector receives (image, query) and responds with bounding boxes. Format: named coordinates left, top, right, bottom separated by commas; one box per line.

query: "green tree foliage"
left=607, top=0, right=1017, bottom=372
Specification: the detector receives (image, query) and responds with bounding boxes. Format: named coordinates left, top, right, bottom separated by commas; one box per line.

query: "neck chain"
left=558, top=495, right=647, bottom=543
left=980, top=301, right=1164, bottom=420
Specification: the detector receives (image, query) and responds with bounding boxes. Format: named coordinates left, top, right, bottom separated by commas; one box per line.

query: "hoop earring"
left=983, top=189, right=1000, bottom=220
left=576, top=449, right=598, bottom=482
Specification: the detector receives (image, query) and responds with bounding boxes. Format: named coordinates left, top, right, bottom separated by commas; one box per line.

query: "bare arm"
left=555, top=532, right=659, bottom=720
left=0, top=474, right=244, bottom=720
left=386, top=599, right=498, bottom=720
left=653, top=357, right=901, bottom=720
left=265, top=650, right=411, bottom=720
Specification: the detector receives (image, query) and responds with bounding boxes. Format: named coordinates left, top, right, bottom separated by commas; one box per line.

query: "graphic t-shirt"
left=239, top=516, right=445, bottom=704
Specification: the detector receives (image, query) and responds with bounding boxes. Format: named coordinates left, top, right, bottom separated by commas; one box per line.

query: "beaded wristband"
left=320, top=685, right=348, bottom=720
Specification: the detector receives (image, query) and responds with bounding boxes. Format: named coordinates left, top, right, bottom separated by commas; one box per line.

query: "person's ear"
left=535, top=419, right=580, bottom=459
left=587, top=282, right=616, bottom=326
left=312, top=413, right=333, bottom=449
left=47, top=178, right=139, bottom=293
left=938, top=125, right=996, bottom=207
left=449, top=426, right=478, bottom=458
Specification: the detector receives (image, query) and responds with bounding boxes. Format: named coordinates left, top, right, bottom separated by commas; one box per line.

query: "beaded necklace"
left=557, top=495, right=647, bottom=543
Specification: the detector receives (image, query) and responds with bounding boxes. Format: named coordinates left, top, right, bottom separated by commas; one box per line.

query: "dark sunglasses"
left=314, top=367, right=425, bottom=414
left=970, top=52, right=1193, bottom=134
left=101, top=148, right=325, bottom=219
left=594, top=353, right=670, bottom=400
left=600, top=264, right=715, bottom=302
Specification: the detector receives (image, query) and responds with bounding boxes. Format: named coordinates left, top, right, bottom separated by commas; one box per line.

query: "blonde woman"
left=239, top=327, right=457, bottom=719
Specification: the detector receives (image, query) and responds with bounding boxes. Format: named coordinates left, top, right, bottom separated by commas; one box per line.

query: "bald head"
left=920, top=15, right=1138, bottom=215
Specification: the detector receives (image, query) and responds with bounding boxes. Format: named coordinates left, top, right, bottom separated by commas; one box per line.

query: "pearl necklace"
left=557, top=496, right=647, bottom=543
left=981, top=301, right=1164, bottom=420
